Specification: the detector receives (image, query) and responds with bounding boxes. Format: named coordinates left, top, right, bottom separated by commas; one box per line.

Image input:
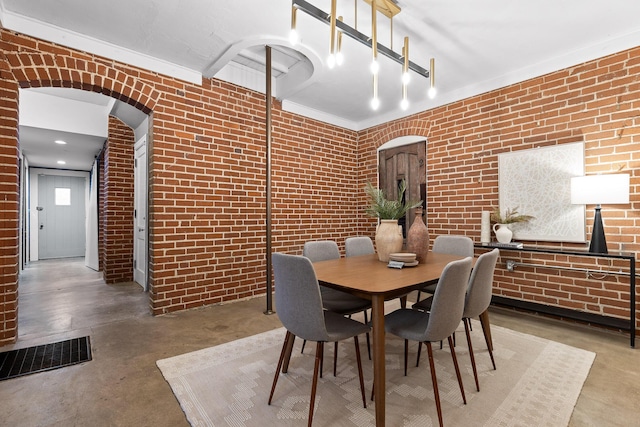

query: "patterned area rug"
left=157, top=319, right=594, bottom=427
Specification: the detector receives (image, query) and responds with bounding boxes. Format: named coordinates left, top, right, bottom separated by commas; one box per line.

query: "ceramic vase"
left=406, top=208, right=429, bottom=263
left=375, top=219, right=403, bottom=262
left=493, top=223, right=513, bottom=243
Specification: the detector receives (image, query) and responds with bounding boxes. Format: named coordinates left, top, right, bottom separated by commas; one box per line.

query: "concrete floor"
left=0, top=258, right=637, bottom=426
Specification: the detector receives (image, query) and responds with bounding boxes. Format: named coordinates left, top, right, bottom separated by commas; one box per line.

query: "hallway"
left=0, top=258, right=637, bottom=426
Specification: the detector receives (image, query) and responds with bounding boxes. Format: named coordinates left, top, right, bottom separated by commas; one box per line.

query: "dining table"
left=308, top=251, right=476, bottom=427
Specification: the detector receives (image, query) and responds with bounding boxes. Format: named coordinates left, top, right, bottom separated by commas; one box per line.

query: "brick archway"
left=0, top=51, right=159, bottom=344
left=371, top=118, right=432, bottom=149
left=7, top=52, right=159, bottom=113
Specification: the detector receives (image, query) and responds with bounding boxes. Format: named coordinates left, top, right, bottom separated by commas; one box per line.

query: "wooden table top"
left=312, top=252, right=468, bottom=299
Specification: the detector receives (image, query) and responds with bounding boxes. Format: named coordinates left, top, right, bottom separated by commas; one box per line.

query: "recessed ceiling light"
left=57, top=160, right=66, bottom=165
left=54, top=140, right=67, bottom=145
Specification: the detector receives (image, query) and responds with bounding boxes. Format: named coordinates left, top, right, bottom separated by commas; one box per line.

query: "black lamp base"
left=589, top=206, right=607, bottom=254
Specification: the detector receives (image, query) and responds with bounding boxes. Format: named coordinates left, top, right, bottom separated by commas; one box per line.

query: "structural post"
left=264, top=45, right=275, bottom=314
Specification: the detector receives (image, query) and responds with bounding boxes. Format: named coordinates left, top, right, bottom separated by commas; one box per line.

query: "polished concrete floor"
left=0, top=258, right=637, bottom=426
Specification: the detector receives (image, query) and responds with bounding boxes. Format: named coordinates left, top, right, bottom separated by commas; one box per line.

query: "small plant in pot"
left=490, top=206, right=534, bottom=243
left=364, top=180, right=422, bottom=220
left=364, top=180, right=422, bottom=261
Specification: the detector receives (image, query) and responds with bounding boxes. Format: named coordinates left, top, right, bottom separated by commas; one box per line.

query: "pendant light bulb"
left=289, top=30, right=298, bottom=46
left=370, top=59, right=379, bottom=75
left=336, top=52, right=344, bottom=66
left=371, top=97, right=380, bottom=110
left=327, top=53, right=336, bottom=69
left=400, top=98, right=409, bottom=110
left=428, top=86, right=437, bottom=99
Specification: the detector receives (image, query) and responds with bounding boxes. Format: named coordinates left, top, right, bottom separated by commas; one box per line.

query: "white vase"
left=493, top=223, right=513, bottom=243
left=375, top=219, right=403, bottom=262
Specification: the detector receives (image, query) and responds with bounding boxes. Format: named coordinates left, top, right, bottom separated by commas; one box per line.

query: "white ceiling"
left=2, top=0, right=640, bottom=170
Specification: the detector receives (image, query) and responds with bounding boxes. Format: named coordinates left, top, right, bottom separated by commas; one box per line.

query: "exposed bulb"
left=370, top=97, right=380, bottom=110
left=370, top=59, right=379, bottom=75
left=400, top=98, right=409, bottom=110
left=289, top=29, right=298, bottom=46
left=335, top=51, right=344, bottom=66
left=401, top=72, right=411, bottom=85
left=428, top=86, right=437, bottom=99
left=327, top=53, right=336, bottom=69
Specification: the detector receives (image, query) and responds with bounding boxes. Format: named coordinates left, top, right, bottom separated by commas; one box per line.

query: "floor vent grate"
left=0, top=336, right=92, bottom=381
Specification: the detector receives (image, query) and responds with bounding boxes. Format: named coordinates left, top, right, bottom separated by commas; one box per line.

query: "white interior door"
left=133, top=136, right=148, bottom=289
left=38, top=174, right=86, bottom=259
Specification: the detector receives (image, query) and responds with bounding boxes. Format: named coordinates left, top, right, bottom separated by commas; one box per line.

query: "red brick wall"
left=0, top=27, right=637, bottom=344
left=0, top=47, right=20, bottom=345
left=102, top=116, right=135, bottom=283
left=357, top=48, right=640, bottom=331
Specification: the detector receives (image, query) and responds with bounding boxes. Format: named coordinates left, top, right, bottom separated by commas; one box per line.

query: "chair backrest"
left=303, top=240, right=340, bottom=262
left=432, top=235, right=474, bottom=257
left=424, top=257, right=473, bottom=342
left=345, top=236, right=375, bottom=257
left=463, top=248, right=500, bottom=319
left=272, top=253, right=330, bottom=342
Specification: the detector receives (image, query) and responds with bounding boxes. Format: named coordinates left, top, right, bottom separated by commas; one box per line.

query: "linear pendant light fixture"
left=290, top=0, right=436, bottom=110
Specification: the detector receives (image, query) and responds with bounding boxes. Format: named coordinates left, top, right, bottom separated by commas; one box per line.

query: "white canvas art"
left=498, top=142, right=585, bottom=242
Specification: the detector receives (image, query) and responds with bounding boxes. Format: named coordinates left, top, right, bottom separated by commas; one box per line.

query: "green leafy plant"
left=490, top=206, right=535, bottom=224
left=364, top=180, right=422, bottom=220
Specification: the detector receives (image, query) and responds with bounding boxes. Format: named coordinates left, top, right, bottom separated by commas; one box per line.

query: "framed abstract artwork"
left=498, top=142, right=585, bottom=242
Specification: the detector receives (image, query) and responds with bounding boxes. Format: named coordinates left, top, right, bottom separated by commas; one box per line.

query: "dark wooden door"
left=378, top=141, right=427, bottom=237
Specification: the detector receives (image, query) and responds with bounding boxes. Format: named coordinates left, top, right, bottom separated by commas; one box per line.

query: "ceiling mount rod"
left=292, top=0, right=430, bottom=79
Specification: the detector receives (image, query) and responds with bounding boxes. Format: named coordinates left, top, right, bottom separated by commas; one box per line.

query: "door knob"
left=39, top=223, right=44, bottom=229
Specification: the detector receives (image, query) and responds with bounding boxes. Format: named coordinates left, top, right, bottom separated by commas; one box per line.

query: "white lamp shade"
left=571, top=174, right=630, bottom=205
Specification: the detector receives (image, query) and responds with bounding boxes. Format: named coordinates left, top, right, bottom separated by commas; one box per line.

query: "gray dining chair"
left=303, top=240, right=372, bottom=367
left=415, top=234, right=474, bottom=302
left=383, top=257, right=473, bottom=427
left=412, top=249, right=500, bottom=392
left=269, top=253, right=370, bottom=426
left=461, top=248, right=499, bottom=390
left=345, top=236, right=375, bottom=257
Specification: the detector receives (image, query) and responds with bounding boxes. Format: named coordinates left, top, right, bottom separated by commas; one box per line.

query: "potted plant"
left=490, top=207, right=534, bottom=243
left=364, top=181, right=422, bottom=261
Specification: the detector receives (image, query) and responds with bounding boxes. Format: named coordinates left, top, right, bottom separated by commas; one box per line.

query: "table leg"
left=479, top=310, right=493, bottom=351
left=281, top=333, right=296, bottom=373
left=372, top=295, right=386, bottom=427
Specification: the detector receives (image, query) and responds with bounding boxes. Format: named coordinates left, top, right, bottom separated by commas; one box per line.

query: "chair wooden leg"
left=447, top=335, right=467, bottom=404
left=269, top=331, right=292, bottom=404
left=309, top=342, right=323, bottom=427
left=333, top=341, right=338, bottom=377
left=426, top=342, right=444, bottom=427
left=301, top=339, right=306, bottom=354
left=463, top=318, right=480, bottom=392
left=353, top=336, right=367, bottom=408
left=404, top=339, right=409, bottom=376
left=364, top=310, right=372, bottom=360
left=416, top=341, right=422, bottom=367
left=479, top=315, right=497, bottom=370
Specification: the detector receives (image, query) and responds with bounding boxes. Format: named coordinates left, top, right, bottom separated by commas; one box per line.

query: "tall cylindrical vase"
left=375, top=219, right=403, bottom=262
left=406, top=208, right=429, bottom=263
left=480, top=211, right=491, bottom=243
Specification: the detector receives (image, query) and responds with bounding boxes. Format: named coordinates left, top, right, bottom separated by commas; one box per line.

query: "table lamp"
left=570, top=173, right=630, bottom=253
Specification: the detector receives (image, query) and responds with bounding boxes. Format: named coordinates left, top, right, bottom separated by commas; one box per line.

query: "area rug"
left=157, top=321, right=594, bottom=427
left=0, top=336, right=92, bottom=381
